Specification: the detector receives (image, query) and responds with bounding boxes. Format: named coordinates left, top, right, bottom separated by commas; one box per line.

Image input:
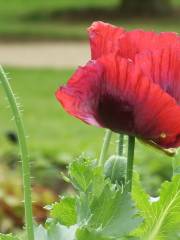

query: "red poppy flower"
left=56, top=21, right=180, bottom=148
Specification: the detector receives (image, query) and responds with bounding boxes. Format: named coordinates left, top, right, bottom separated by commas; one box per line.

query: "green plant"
left=0, top=64, right=179, bottom=240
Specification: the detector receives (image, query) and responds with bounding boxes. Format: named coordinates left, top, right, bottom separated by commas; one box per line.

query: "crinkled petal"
left=56, top=53, right=180, bottom=148
left=88, top=21, right=125, bottom=59
left=88, top=21, right=179, bottom=60
left=118, top=29, right=179, bottom=60
left=56, top=61, right=103, bottom=127
left=135, top=47, right=180, bottom=104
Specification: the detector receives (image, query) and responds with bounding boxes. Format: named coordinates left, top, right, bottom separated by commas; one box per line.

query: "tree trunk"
left=120, top=0, right=172, bottom=16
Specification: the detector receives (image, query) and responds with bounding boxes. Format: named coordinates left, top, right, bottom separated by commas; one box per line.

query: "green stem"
left=99, top=129, right=112, bottom=166
left=0, top=67, right=34, bottom=240
left=117, top=134, right=124, bottom=156
left=172, top=151, right=180, bottom=176
left=126, top=136, right=135, bottom=192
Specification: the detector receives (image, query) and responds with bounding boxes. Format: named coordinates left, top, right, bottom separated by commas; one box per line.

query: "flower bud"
left=104, top=155, right=127, bottom=185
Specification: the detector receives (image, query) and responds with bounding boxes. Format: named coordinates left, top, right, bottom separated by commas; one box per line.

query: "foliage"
left=45, top=158, right=142, bottom=239
left=0, top=234, right=19, bottom=240
left=34, top=224, right=77, bottom=240
left=1, top=153, right=180, bottom=240
left=120, top=0, right=173, bottom=15
left=43, top=155, right=180, bottom=240
left=132, top=173, right=180, bottom=239
left=50, top=197, right=77, bottom=226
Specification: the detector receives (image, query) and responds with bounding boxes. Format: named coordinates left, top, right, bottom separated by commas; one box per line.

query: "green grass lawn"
left=0, top=0, right=179, bottom=19
left=0, top=0, right=117, bottom=41
left=0, top=0, right=119, bottom=18
left=0, top=67, right=104, bottom=158
left=0, top=18, right=179, bottom=42
left=0, top=67, right=173, bottom=194
left=0, top=0, right=179, bottom=41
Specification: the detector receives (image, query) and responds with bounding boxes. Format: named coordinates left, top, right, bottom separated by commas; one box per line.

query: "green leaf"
left=48, top=224, right=77, bottom=240
left=132, top=174, right=180, bottom=239
left=88, top=184, right=142, bottom=238
left=50, top=196, right=77, bottom=226
left=76, top=227, right=112, bottom=240
left=132, top=173, right=152, bottom=224
left=68, top=158, right=142, bottom=239
left=0, top=234, right=19, bottom=240
left=76, top=228, right=139, bottom=240
left=69, top=159, right=94, bottom=192
left=34, top=224, right=77, bottom=240
left=70, top=159, right=105, bottom=225
left=69, top=159, right=105, bottom=197
left=46, top=159, right=142, bottom=239
left=76, top=192, right=91, bottom=224
left=34, top=225, right=48, bottom=240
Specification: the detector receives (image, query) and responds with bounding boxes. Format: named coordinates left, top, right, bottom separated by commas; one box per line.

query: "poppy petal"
left=98, top=53, right=180, bottom=148
left=135, top=47, right=180, bottom=105
left=56, top=53, right=180, bottom=148
left=118, top=29, right=179, bottom=60
left=56, top=60, right=103, bottom=127
left=88, top=21, right=179, bottom=60
left=88, top=21, right=125, bottom=59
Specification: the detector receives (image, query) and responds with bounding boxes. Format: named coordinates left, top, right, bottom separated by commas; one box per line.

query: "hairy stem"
left=99, top=129, right=112, bottom=166
left=126, top=136, right=135, bottom=192
left=0, top=67, right=34, bottom=240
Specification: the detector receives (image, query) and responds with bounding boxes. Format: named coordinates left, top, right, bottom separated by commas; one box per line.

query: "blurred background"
left=0, top=0, right=179, bottom=234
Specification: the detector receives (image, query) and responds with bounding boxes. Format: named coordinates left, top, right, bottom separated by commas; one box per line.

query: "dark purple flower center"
left=96, top=94, right=134, bottom=134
